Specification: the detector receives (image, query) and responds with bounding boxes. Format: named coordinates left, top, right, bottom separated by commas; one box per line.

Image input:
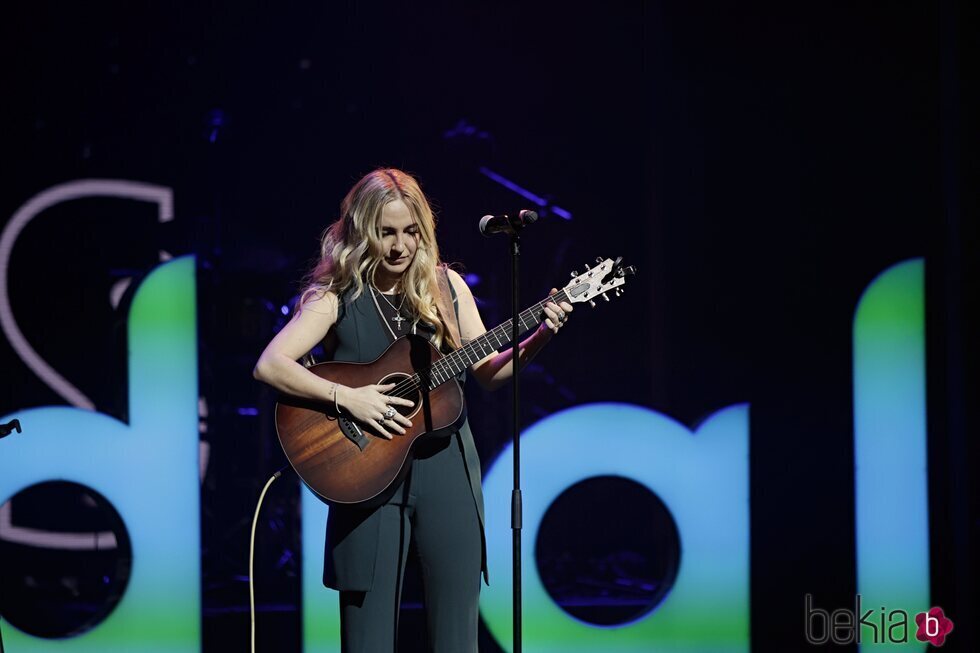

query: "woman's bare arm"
left=252, top=291, right=341, bottom=403
left=252, top=291, right=414, bottom=438
left=447, top=269, right=572, bottom=392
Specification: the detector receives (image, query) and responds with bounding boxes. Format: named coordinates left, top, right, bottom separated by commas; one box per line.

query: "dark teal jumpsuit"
left=321, top=285, right=489, bottom=653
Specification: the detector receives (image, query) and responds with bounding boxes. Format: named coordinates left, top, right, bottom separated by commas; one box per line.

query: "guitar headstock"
left=563, top=256, right=637, bottom=307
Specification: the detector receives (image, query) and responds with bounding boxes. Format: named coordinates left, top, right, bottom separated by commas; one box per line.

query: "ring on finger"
left=383, top=406, right=396, bottom=420
left=557, top=310, right=566, bottom=322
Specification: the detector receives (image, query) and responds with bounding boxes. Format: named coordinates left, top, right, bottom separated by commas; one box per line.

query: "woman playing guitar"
left=253, top=168, right=573, bottom=653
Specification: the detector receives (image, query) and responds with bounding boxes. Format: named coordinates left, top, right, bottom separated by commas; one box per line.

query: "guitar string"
left=378, top=289, right=574, bottom=403
left=381, top=289, right=573, bottom=400
left=382, top=293, right=562, bottom=399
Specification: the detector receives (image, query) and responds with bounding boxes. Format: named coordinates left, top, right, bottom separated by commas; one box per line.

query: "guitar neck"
left=423, top=289, right=571, bottom=388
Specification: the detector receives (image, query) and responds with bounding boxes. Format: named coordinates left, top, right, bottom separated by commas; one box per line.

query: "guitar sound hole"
left=378, top=372, right=422, bottom=419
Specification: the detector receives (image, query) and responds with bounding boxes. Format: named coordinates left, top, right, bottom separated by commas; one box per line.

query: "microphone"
left=479, top=210, right=538, bottom=237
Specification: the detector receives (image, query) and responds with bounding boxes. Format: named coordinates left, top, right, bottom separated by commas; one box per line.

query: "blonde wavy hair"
left=299, top=168, right=458, bottom=350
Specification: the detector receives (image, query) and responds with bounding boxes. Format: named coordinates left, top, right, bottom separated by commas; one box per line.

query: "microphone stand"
left=483, top=210, right=537, bottom=652
left=509, top=231, right=523, bottom=653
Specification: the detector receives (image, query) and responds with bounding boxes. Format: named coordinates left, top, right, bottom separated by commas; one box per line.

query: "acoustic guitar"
left=275, top=256, right=636, bottom=507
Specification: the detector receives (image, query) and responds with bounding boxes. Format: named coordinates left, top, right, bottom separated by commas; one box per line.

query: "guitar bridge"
left=338, top=416, right=369, bottom=451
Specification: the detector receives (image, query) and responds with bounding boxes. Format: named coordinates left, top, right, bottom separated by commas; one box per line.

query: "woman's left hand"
left=540, top=288, right=574, bottom=335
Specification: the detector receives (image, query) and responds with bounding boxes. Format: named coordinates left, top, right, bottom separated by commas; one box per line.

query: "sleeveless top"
left=321, top=280, right=489, bottom=591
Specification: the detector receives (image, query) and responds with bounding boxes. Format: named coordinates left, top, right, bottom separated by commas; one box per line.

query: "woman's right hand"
left=337, top=383, right=414, bottom=439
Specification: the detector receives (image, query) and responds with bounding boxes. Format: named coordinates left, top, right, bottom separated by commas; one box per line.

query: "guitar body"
left=275, top=334, right=466, bottom=507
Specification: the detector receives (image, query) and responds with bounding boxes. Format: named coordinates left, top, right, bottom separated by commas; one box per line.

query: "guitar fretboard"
left=422, top=289, right=571, bottom=388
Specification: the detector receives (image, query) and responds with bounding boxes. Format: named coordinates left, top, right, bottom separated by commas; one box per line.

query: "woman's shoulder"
left=297, top=287, right=340, bottom=317
left=443, top=266, right=471, bottom=297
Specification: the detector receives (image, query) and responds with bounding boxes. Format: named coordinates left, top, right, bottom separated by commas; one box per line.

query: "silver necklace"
left=371, top=286, right=410, bottom=333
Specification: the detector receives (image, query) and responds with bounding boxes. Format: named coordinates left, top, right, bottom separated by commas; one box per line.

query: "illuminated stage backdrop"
left=301, top=494, right=341, bottom=653
left=0, top=192, right=932, bottom=653
left=0, top=256, right=200, bottom=653
left=480, top=403, right=751, bottom=653
left=853, top=259, right=929, bottom=652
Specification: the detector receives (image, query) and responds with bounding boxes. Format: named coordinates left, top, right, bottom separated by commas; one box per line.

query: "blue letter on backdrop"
left=480, top=403, right=750, bottom=653
left=853, top=258, right=929, bottom=652
left=0, top=257, right=200, bottom=653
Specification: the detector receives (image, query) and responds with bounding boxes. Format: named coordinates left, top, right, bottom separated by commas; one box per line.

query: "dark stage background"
left=1, top=1, right=977, bottom=651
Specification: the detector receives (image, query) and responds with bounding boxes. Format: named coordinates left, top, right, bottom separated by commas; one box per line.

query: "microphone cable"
left=249, top=468, right=286, bottom=653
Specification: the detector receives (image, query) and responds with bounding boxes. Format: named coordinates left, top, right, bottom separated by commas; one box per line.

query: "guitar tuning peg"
left=602, top=292, right=610, bottom=301
left=570, top=271, right=579, bottom=277
left=584, top=263, right=590, bottom=270
left=595, top=256, right=603, bottom=263
left=588, top=299, right=596, bottom=308
left=615, top=288, right=622, bottom=296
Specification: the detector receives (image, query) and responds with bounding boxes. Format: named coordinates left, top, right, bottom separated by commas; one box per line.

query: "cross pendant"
left=391, top=313, right=406, bottom=331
